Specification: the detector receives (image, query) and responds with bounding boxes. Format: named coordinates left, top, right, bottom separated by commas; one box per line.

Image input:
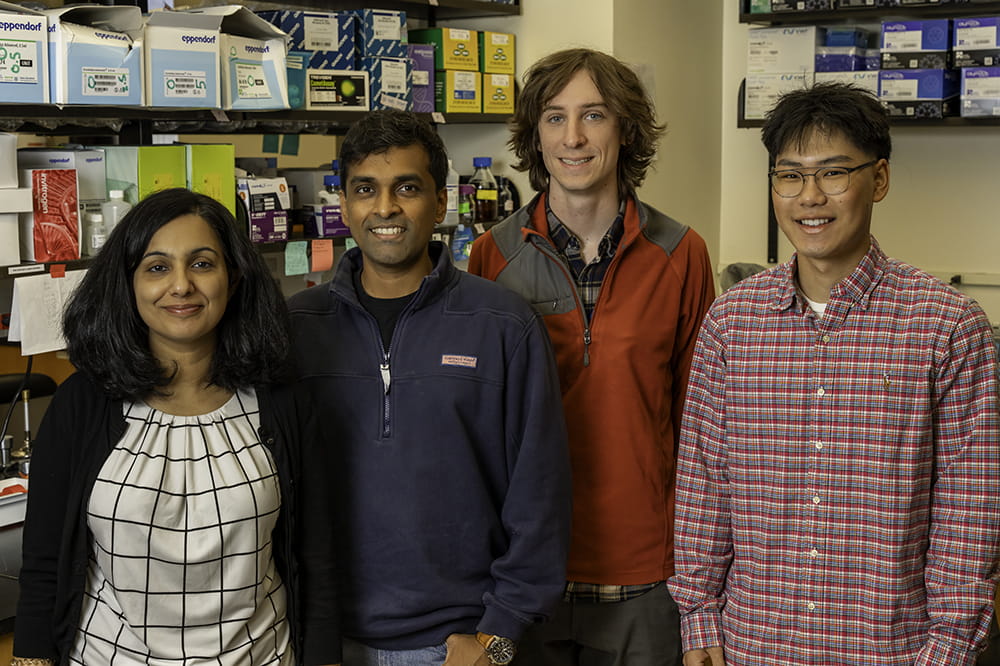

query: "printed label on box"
left=881, top=78, right=918, bottom=99
left=491, top=33, right=510, bottom=46
left=413, top=69, right=429, bottom=86
left=164, top=70, right=208, bottom=98
left=27, top=169, right=79, bottom=262
left=0, top=39, right=38, bottom=83
left=957, top=25, right=998, bottom=49
left=373, top=14, right=401, bottom=41
left=381, top=58, right=407, bottom=94
left=304, top=14, right=338, bottom=50
left=380, top=92, right=408, bottom=110
left=235, top=61, right=271, bottom=99
left=884, top=29, right=922, bottom=51
left=453, top=71, right=476, bottom=100
left=82, top=67, right=130, bottom=96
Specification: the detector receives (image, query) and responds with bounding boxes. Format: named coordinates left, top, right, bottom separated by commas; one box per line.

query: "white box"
left=744, top=72, right=812, bottom=120
left=746, top=26, right=821, bottom=74
left=0, top=131, right=17, bottom=188
left=0, top=0, right=48, bottom=104
left=45, top=5, right=143, bottom=106
left=0, top=187, right=33, bottom=266
left=143, top=10, right=222, bottom=108
left=17, top=148, right=106, bottom=202
left=814, top=70, right=879, bottom=95
left=177, top=6, right=290, bottom=111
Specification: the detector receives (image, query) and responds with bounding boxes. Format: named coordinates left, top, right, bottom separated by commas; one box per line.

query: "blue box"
left=350, top=9, right=407, bottom=60
left=408, top=43, right=434, bottom=113
left=879, top=68, right=960, bottom=117
left=256, top=10, right=355, bottom=70
left=0, top=1, right=48, bottom=104
left=816, top=46, right=864, bottom=72
left=961, top=66, right=1000, bottom=117
left=359, top=56, right=411, bottom=110
left=881, top=19, right=951, bottom=52
left=825, top=27, right=870, bottom=48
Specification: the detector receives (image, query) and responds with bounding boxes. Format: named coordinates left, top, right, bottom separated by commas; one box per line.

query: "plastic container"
left=444, top=159, right=460, bottom=226
left=82, top=211, right=106, bottom=257
left=458, top=184, right=476, bottom=227
left=469, top=156, right=499, bottom=224
left=451, top=223, right=475, bottom=271
left=318, top=174, right=341, bottom=205
left=101, top=189, right=131, bottom=234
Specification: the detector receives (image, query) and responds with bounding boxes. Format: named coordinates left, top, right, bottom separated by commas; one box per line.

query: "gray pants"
left=514, top=582, right=682, bottom=666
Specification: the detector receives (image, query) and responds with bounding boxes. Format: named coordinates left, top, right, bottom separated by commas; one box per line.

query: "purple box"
left=303, top=204, right=349, bottom=237
left=408, top=43, right=435, bottom=113
left=249, top=211, right=289, bottom=243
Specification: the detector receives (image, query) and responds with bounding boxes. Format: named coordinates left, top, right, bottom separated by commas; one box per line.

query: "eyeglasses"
left=768, top=160, right=878, bottom=198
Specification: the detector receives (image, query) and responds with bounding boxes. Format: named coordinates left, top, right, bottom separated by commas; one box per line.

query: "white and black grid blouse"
left=70, top=389, right=293, bottom=665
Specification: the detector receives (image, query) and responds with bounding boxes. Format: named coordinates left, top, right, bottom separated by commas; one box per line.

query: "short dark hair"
left=63, top=187, right=290, bottom=400
left=762, top=82, right=892, bottom=166
left=509, top=48, right=665, bottom=199
left=339, top=110, right=448, bottom=190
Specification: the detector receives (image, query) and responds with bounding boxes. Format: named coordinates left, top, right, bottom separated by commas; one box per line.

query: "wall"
left=719, top=4, right=1000, bottom=323
left=438, top=0, right=723, bottom=262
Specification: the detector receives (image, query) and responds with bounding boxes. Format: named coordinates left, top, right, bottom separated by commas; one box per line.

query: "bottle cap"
left=109, top=189, right=125, bottom=199
left=473, top=157, right=492, bottom=168
left=86, top=212, right=104, bottom=222
left=323, top=174, right=340, bottom=187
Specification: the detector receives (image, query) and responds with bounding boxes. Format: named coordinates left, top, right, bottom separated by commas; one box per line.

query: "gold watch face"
left=485, top=636, right=516, bottom=665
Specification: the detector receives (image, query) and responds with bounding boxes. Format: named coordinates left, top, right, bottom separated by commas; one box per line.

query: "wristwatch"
left=476, top=632, right=516, bottom=665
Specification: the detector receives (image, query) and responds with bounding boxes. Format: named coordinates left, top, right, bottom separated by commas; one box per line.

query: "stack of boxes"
left=954, top=17, right=1000, bottom=117
left=354, top=8, right=410, bottom=111
left=879, top=19, right=958, bottom=117
left=479, top=30, right=516, bottom=114
left=744, top=26, right=819, bottom=120
left=815, top=26, right=879, bottom=92
left=0, top=134, right=33, bottom=267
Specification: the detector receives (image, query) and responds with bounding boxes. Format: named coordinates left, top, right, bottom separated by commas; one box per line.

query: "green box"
left=186, top=144, right=237, bottom=215
left=101, top=145, right=187, bottom=206
left=410, top=27, right=479, bottom=72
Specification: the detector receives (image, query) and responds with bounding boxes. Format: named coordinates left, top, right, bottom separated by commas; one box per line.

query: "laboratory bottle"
left=499, top=177, right=515, bottom=218
left=83, top=212, right=107, bottom=257
left=469, top=157, right=499, bottom=224
left=101, top=189, right=131, bottom=234
left=458, top=184, right=477, bottom=227
left=318, top=174, right=341, bottom=205
left=444, top=159, right=460, bottom=226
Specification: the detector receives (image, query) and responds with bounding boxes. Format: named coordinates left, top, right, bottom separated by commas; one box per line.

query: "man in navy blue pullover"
left=287, top=109, right=573, bottom=666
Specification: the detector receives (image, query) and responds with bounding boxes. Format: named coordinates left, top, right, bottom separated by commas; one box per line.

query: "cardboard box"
left=478, top=31, right=514, bottom=74
left=350, top=9, right=407, bottom=59
left=410, top=28, right=479, bottom=72
left=178, top=6, right=290, bottom=111
left=952, top=17, right=1000, bottom=67
left=286, top=49, right=308, bottom=108
left=143, top=10, right=222, bottom=109
left=814, top=70, right=879, bottom=94
left=408, top=43, right=435, bottom=113
left=302, top=203, right=348, bottom=237
left=482, top=73, right=514, bottom=114
left=0, top=186, right=32, bottom=266
left=256, top=10, right=355, bottom=70
left=101, top=145, right=187, bottom=206
left=18, top=168, right=80, bottom=262
left=17, top=149, right=106, bottom=202
left=45, top=5, right=143, bottom=106
left=0, top=132, right=17, bottom=188
left=435, top=69, right=480, bottom=113
left=744, top=72, right=812, bottom=120
left=880, top=19, right=951, bottom=69
left=0, top=0, right=48, bottom=104
left=879, top=68, right=960, bottom=117
left=185, top=144, right=236, bottom=215
left=360, top=56, right=411, bottom=110
left=237, top=176, right=290, bottom=243
left=746, top=26, right=822, bottom=74
left=305, top=69, right=368, bottom=110
left=961, top=66, right=1000, bottom=117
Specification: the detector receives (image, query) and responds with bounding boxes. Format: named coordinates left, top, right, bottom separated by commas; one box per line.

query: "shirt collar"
left=774, top=236, right=887, bottom=312
left=544, top=197, right=626, bottom=260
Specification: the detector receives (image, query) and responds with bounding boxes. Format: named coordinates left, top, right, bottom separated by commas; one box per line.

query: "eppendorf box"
left=0, top=0, right=48, bottom=104
left=879, top=68, right=960, bottom=118
left=45, top=5, right=143, bottom=106
left=237, top=176, right=290, bottom=243
left=178, top=5, right=290, bottom=111
left=143, top=10, right=222, bottom=109
left=18, top=168, right=80, bottom=262
left=17, top=148, right=106, bottom=202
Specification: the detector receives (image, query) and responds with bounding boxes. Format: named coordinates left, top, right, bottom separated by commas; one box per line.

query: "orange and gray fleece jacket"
left=469, top=193, right=716, bottom=585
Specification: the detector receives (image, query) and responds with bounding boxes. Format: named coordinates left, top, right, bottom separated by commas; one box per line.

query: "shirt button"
left=810, top=549, right=819, bottom=557
left=821, top=334, right=831, bottom=343
left=807, top=602, right=816, bottom=611
left=814, top=441, right=823, bottom=450
left=817, top=387, right=826, bottom=396
left=812, top=496, right=821, bottom=504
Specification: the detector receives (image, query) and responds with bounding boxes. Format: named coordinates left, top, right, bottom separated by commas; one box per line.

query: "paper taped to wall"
left=8, top=269, right=87, bottom=355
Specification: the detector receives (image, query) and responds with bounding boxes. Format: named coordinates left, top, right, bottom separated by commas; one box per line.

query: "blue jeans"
left=342, top=637, right=448, bottom=666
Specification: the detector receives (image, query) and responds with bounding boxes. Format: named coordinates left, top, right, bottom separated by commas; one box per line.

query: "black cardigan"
left=13, top=372, right=341, bottom=665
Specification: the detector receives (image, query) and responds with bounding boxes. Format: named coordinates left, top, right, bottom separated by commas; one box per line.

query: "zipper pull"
left=583, top=329, right=591, bottom=367
left=380, top=361, right=391, bottom=394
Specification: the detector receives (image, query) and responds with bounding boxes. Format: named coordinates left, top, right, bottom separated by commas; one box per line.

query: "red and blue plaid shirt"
left=669, top=240, right=1000, bottom=664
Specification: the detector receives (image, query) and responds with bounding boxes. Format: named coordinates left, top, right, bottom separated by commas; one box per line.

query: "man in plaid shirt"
left=669, top=83, right=1000, bottom=665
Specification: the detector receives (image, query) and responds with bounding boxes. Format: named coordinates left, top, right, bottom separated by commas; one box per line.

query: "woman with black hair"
left=11, top=188, right=340, bottom=666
